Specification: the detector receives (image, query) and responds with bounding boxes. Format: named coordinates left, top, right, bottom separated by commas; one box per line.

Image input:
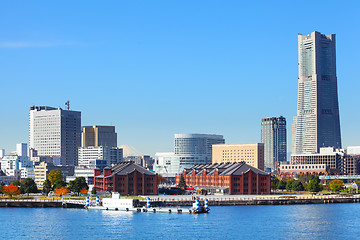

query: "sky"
left=0, top=1, right=359, bottom=157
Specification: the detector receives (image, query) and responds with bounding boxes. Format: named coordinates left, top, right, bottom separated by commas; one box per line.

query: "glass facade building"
left=154, top=133, right=225, bottom=175
left=174, top=134, right=225, bottom=162
left=293, top=31, right=342, bottom=154
left=261, top=116, right=287, bottom=171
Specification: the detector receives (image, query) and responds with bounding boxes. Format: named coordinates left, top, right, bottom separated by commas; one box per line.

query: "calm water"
left=1, top=204, right=360, bottom=239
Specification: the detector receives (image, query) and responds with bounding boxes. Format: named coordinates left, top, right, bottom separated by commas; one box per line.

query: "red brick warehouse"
left=94, top=161, right=158, bottom=195
left=176, top=162, right=271, bottom=194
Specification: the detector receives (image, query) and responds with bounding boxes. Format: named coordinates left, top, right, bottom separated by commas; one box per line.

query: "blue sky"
left=1, top=1, right=359, bottom=156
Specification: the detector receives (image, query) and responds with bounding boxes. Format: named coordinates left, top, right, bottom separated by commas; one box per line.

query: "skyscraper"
left=261, top=116, right=287, bottom=171
left=81, top=125, right=117, bottom=148
left=293, top=31, right=342, bottom=154
left=29, top=106, right=81, bottom=166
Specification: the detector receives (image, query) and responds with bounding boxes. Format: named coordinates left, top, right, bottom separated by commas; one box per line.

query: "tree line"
left=271, top=175, right=347, bottom=193
left=0, top=169, right=91, bottom=198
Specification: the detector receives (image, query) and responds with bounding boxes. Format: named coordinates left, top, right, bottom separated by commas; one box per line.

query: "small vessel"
left=86, top=193, right=209, bottom=214
left=191, top=199, right=210, bottom=214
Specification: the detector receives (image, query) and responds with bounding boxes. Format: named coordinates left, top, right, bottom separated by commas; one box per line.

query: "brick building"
left=94, top=161, right=158, bottom=195
left=176, top=162, right=270, bottom=195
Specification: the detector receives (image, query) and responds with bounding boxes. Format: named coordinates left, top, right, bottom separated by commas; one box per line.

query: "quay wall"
left=0, top=200, right=83, bottom=208
left=1, top=196, right=360, bottom=208
left=141, top=196, right=360, bottom=207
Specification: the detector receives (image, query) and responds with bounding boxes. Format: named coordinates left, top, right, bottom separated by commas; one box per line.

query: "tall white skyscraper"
left=29, top=106, right=81, bottom=166
left=293, top=31, right=341, bottom=154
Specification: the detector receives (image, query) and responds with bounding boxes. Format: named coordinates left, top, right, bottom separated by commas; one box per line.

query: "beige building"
left=212, top=143, right=264, bottom=170
left=82, top=125, right=117, bottom=147
left=34, top=162, right=74, bottom=188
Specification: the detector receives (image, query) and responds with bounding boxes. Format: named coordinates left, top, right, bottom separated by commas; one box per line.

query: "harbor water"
left=1, top=203, right=360, bottom=239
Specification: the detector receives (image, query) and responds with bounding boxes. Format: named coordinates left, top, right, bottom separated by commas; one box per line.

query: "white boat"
left=86, top=192, right=209, bottom=214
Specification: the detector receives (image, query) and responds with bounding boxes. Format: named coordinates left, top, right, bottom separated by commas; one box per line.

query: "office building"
left=176, top=162, right=270, bottom=195
left=154, top=152, right=208, bottom=175
left=261, top=116, right=287, bottom=171
left=78, top=146, right=123, bottom=168
left=212, top=143, right=265, bottom=170
left=16, top=143, right=27, bottom=157
left=29, top=106, right=81, bottom=166
left=154, top=133, right=225, bottom=176
left=0, top=149, right=5, bottom=158
left=347, top=146, right=360, bottom=155
left=174, top=134, right=224, bottom=162
left=289, top=147, right=360, bottom=175
left=124, top=155, right=154, bottom=169
left=34, top=162, right=74, bottom=188
left=293, top=31, right=342, bottom=154
left=81, top=125, right=117, bottom=148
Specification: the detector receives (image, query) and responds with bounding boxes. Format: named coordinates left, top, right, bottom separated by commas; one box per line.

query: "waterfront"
left=1, top=204, right=360, bottom=239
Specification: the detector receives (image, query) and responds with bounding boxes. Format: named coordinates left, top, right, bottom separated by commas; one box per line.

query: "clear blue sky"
left=1, top=1, right=359, bottom=156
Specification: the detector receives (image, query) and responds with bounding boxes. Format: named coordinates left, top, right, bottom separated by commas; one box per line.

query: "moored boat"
left=86, top=192, right=209, bottom=214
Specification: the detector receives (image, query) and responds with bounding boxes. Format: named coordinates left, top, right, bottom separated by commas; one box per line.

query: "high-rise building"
left=212, top=143, right=265, bottom=170
left=16, top=143, right=27, bottom=157
left=293, top=31, right=342, bottom=154
left=154, top=133, right=225, bottom=176
left=29, top=106, right=81, bottom=166
left=78, top=146, right=123, bottom=168
left=261, top=116, right=287, bottom=171
left=81, top=125, right=117, bottom=148
left=174, top=134, right=225, bottom=162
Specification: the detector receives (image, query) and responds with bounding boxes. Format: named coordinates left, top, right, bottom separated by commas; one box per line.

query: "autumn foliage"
left=3, top=184, right=20, bottom=197
left=54, top=187, right=70, bottom=196
left=80, top=188, right=88, bottom=195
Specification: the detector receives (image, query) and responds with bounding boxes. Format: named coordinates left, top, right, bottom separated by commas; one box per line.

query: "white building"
left=21, top=167, right=35, bottom=179
left=16, top=143, right=28, bottom=157
left=0, top=149, right=5, bottom=158
left=29, top=105, right=81, bottom=166
left=1, top=153, right=32, bottom=171
left=154, top=133, right=225, bottom=176
left=347, top=146, right=360, bottom=155
left=154, top=152, right=208, bottom=176
left=78, top=146, right=123, bottom=168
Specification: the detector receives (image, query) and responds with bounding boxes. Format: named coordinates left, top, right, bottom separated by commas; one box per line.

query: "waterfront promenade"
left=1, top=194, right=359, bottom=208
left=143, top=194, right=360, bottom=206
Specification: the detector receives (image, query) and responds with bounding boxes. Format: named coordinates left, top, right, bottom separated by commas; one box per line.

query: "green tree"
left=91, top=187, right=97, bottom=195
left=308, top=175, right=320, bottom=184
left=292, top=180, right=305, bottom=191
left=306, top=179, right=321, bottom=193
left=329, top=180, right=344, bottom=192
left=178, top=175, right=187, bottom=190
left=47, top=169, right=63, bottom=186
left=271, top=178, right=279, bottom=191
left=54, top=179, right=67, bottom=189
left=68, top=177, right=88, bottom=195
left=277, top=180, right=287, bottom=191
left=43, top=179, right=52, bottom=194
left=0, top=182, right=5, bottom=194
left=11, top=179, right=21, bottom=186
left=20, top=178, right=38, bottom=194
left=286, top=180, right=293, bottom=191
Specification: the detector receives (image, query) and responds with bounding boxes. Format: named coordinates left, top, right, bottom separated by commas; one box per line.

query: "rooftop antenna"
left=65, top=100, right=70, bottom=110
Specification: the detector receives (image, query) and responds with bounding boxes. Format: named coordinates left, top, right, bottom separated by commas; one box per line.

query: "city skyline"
left=1, top=1, right=360, bottom=156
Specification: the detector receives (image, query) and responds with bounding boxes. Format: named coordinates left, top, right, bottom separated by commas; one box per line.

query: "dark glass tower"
left=261, top=116, right=287, bottom=171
